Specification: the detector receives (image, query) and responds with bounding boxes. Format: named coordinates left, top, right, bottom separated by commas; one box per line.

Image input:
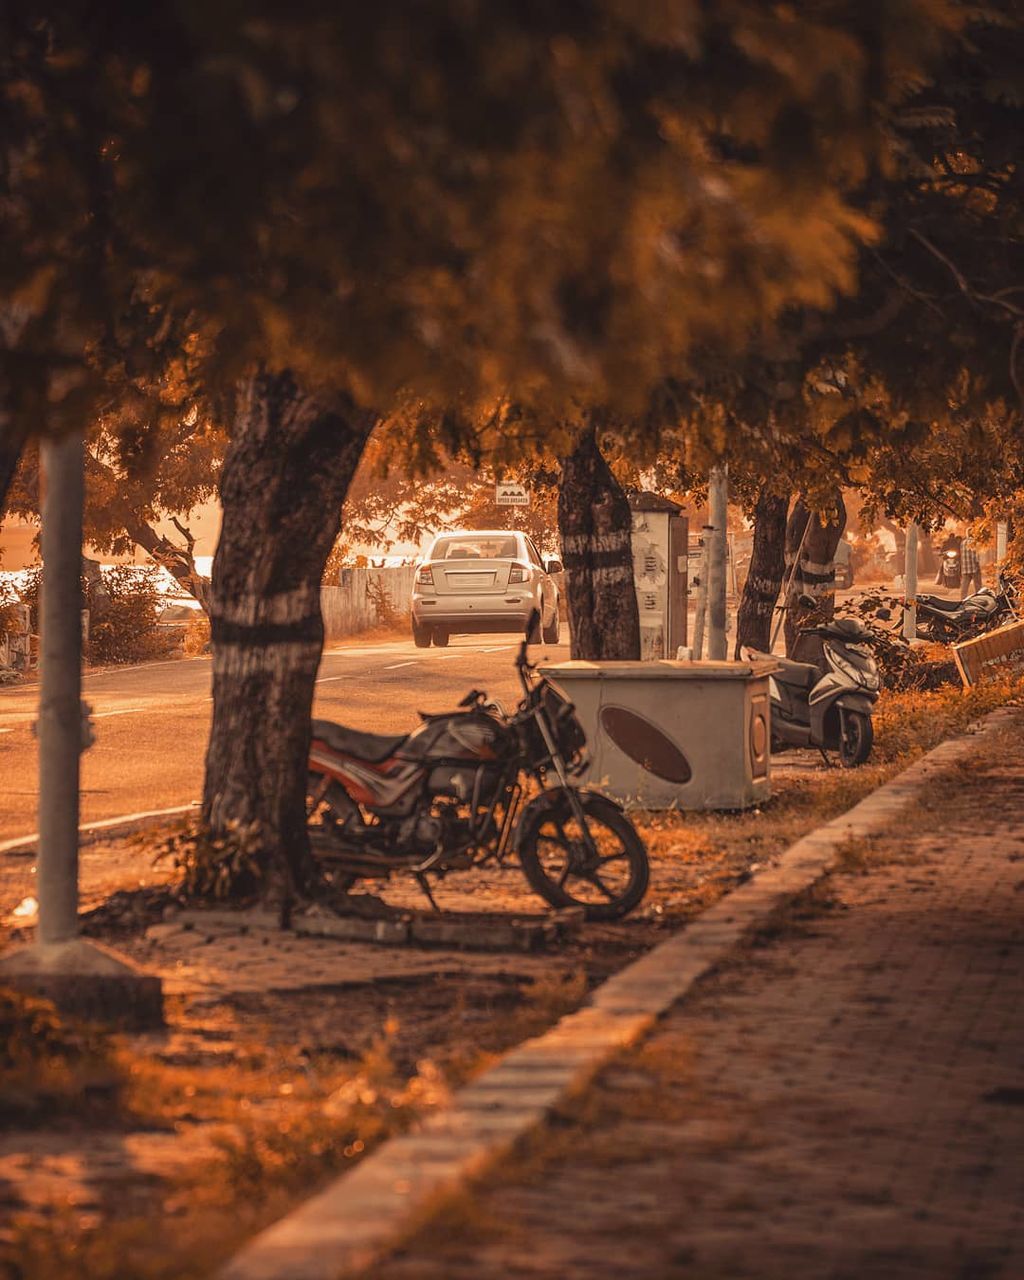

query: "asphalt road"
left=0, top=634, right=570, bottom=843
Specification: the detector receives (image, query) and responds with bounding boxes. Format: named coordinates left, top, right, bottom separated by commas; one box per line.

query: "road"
left=0, top=634, right=570, bottom=843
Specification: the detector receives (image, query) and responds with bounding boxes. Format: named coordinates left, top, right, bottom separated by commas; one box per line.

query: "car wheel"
left=542, top=609, right=561, bottom=644
left=433, top=628, right=449, bottom=647
left=412, top=618, right=432, bottom=648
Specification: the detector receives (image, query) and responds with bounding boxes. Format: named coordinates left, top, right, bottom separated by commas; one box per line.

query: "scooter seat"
left=773, top=657, right=821, bottom=690
left=918, top=594, right=962, bottom=612
left=311, top=719, right=406, bottom=763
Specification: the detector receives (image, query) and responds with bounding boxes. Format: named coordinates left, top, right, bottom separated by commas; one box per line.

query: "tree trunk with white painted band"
left=735, top=490, right=789, bottom=658
left=202, top=370, right=375, bottom=903
left=558, top=426, right=640, bottom=661
left=783, top=491, right=846, bottom=662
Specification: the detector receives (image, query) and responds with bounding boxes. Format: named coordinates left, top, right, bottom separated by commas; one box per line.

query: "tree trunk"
left=734, top=491, right=789, bottom=657
left=783, top=491, right=847, bottom=662
left=558, top=425, right=640, bottom=661
left=0, top=417, right=29, bottom=519
left=201, top=369, right=375, bottom=905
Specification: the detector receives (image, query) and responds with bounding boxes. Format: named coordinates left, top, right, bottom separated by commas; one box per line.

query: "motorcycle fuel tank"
left=401, top=709, right=511, bottom=764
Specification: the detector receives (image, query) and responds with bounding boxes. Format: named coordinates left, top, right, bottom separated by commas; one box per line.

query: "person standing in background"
left=960, top=532, right=982, bottom=597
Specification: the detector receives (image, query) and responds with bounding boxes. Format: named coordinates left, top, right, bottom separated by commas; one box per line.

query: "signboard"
left=952, top=618, right=1024, bottom=687
left=495, top=482, right=530, bottom=507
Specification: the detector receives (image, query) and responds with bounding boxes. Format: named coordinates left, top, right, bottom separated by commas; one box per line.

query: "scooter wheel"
left=839, top=710, right=873, bottom=767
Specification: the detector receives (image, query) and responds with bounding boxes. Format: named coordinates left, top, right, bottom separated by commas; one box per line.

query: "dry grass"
left=2, top=1013, right=448, bottom=1279
left=182, top=615, right=211, bottom=657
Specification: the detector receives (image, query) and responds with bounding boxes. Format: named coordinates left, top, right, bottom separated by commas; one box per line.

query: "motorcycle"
left=915, top=573, right=1019, bottom=641
left=743, top=615, right=880, bottom=767
left=938, top=548, right=961, bottom=589
left=305, top=615, right=650, bottom=920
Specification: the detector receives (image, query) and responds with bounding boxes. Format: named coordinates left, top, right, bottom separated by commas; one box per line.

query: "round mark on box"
left=599, top=705, right=692, bottom=784
left=751, top=712, right=768, bottom=764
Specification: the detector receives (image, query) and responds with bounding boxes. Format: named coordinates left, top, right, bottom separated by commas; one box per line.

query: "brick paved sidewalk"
left=378, top=725, right=1024, bottom=1280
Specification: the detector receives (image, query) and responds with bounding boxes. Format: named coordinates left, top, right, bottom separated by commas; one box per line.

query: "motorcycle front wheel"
left=838, top=710, right=873, bottom=767
left=517, top=790, right=649, bottom=921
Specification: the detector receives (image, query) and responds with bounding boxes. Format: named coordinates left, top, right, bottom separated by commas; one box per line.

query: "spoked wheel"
left=306, top=772, right=358, bottom=890
left=517, top=790, right=649, bottom=921
left=838, top=710, right=873, bottom=767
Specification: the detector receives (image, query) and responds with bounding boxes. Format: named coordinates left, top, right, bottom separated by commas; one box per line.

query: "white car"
left=411, top=530, right=562, bottom=647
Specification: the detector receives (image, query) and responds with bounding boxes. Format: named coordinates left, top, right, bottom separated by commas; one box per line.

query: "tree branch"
left=909, top=230, right=1024, bottom=320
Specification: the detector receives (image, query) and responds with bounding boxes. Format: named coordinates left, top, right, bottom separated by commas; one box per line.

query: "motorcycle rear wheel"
left=517, top=790, right=649, bottom=921
left=838, top=710, right=873, bottom=767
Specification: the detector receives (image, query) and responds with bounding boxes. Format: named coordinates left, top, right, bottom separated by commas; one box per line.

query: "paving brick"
left=372, top=717, right=1024, bottom=1280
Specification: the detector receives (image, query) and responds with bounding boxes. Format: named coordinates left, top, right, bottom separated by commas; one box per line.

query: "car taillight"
left=508, top=565, right=529, bottom=584
left=416, top=565, right=434, bottom=585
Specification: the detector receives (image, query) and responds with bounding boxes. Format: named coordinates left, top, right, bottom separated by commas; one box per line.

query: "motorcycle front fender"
left=807, top=679, right=876, bottom=745
left=513, top=786, right=624, bottom=850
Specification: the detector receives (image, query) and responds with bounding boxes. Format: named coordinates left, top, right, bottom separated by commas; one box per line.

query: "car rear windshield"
left=431, top=536, right=520, bottom=561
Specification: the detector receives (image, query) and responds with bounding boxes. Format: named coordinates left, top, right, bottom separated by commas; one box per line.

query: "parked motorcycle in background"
left=743, top=615, right=881, bottom=766
left=306, top=613, right=650, bottom=919
left=916, top=573, right=1020, bottom=642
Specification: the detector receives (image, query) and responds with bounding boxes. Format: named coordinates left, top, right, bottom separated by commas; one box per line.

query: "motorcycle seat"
left=773, top=657, right=821, bottom=690
left=311, top=719, right=406, bottom=763
left=918, top=595, right=961, bottom=612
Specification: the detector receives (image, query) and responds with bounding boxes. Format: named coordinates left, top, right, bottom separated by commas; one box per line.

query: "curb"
left=0, top=805, right=195, bottom=858
left=217, top=705, right=1020, bottom=1280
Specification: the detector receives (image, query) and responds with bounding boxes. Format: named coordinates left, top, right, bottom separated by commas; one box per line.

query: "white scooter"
left=743, top=616, right=880, bottom=767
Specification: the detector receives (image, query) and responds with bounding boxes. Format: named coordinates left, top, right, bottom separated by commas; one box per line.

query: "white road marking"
left=0, top=802, right=198, bottom=856
left=92, top=707, right=146, bottom=720
left=383, top=661, right=418, bottom=670
left=315, top=675, right=350, bottom=684
left=480, top=645, right=514, bottom=653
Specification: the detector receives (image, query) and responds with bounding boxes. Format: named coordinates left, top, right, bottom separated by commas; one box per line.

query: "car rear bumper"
left=412, top=591, right=542, bottom=633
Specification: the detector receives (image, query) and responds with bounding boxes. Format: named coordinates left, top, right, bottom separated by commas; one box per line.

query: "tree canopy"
left=2, top=0, right=964, bottom=452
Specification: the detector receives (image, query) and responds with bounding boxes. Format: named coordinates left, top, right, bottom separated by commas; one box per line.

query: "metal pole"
left=707, top=465, right=728, bottom=660
left=37, top=432, right=84, bottom=946
left=692, top=532, right=711, bottom=659
left=903, top=523, right=919, bottom=642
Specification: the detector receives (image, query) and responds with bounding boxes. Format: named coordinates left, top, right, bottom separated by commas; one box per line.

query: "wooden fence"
left=320, top=566, right=416, bottom=641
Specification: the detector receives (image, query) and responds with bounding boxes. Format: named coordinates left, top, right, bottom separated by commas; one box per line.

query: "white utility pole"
left=0, top=432, right=161, bottom=1026
left=37, top=433, right=86, bottom=944
left=707, top=465, right=728, bottom=660
left=996, top=520, right=1008, bottom=564
left=903, top=523, right=919, bottom=641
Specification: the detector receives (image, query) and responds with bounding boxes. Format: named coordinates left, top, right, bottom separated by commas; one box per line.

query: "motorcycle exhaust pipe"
left=309, top=834, right=425, bottom=874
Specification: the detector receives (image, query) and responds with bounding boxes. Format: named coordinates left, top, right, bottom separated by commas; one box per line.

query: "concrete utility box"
left=540, top=658, right=777, bottom=811
left=629, top=492, right=688, bottom=661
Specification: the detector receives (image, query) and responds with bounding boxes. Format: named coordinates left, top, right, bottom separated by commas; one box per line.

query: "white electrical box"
left=629, top=492, right=688, bottom=660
